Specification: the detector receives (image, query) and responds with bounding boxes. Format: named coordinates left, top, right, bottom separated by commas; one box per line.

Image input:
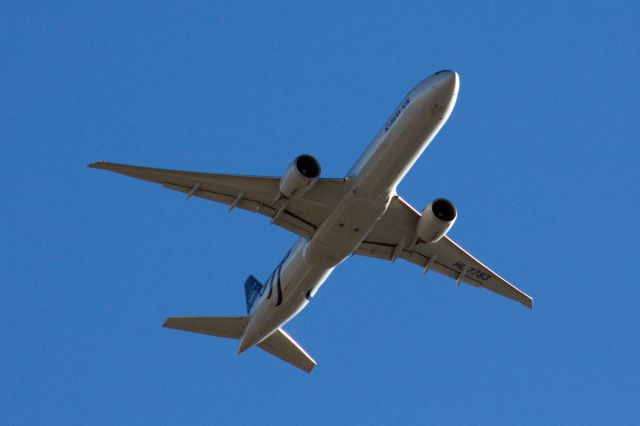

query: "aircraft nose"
left=432, top=70, right=459, bottom=94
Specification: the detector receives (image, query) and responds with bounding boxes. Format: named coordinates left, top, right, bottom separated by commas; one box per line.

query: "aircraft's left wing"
left=89, top=162, right=347, bottom=239
left=355, top=196, right=533, bottom=309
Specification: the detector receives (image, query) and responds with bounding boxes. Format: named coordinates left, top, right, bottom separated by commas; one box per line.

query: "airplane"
left=89, top=70, right=532, bottom=373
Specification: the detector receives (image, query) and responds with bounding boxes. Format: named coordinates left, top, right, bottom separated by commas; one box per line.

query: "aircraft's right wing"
left=89, top=161, right=347, bottom=239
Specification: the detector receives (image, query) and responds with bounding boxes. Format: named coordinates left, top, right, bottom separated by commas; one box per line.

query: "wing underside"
left=356, top=196, right=533, bottom=308
left=89, top=161, right=346, bottom=239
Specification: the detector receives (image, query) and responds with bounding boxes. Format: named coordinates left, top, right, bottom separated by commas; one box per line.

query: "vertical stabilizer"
left=244, top=275, right=263, bottom=313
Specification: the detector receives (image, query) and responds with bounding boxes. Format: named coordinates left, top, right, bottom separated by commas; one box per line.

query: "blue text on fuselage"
left=384, top=97, right=410, bottom=132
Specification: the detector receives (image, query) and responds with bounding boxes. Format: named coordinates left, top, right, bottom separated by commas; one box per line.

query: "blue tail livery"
left=244, top=275, right=263, bottom=313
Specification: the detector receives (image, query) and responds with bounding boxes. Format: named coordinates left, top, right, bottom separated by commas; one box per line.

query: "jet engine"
left=278, top=154, right=321, bottom=199
left=416, top=198, right=457, bottom=244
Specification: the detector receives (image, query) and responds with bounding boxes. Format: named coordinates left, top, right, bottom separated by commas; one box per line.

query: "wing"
left=356, top=196, right=533, bottom=309
left=89, top=161, right=347, bottom=239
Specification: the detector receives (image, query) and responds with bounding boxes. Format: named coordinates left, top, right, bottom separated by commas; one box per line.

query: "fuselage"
left=238, top=70, right=459, bottom=353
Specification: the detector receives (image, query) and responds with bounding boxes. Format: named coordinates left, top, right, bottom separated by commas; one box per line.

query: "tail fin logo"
left=244, top=275, right=264, bottom=313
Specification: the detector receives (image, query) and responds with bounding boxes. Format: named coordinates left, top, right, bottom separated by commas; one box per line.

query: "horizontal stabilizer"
left=163, top=316, right=248, bottom=339
left=163, top=317, right=316, bottom=372
left=258, top=328, right=317, bottom=373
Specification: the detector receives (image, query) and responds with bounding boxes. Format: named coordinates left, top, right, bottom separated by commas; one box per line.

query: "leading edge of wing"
left=88, top=161, right=282, bottom=184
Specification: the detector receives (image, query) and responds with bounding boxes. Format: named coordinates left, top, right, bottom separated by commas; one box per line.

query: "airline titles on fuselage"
left=384, top=97, right=411, bottom=132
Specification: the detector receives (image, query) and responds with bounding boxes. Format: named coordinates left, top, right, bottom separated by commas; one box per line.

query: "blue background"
left=2, top=1, right=639, bottom=424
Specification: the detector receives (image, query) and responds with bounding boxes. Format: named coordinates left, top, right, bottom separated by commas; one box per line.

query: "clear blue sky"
left=2, top=1, right=639, bottom=424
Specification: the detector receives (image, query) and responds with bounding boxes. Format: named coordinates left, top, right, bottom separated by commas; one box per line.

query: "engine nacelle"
left=416, top=198, right=457, bottom=244
left=278, top=154, right=321, bottom=199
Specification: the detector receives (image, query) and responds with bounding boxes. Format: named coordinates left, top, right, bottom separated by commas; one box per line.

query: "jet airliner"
left=90, top=70, right=532, bottom=372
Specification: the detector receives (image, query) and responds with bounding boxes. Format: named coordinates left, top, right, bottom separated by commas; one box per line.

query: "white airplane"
left=90, top=70, right=532, bottom=373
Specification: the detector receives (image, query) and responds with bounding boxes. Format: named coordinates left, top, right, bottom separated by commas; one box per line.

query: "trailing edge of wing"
left=88, top=161, right=347, bottom=239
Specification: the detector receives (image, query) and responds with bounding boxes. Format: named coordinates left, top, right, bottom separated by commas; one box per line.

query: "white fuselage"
left=238, top=70, right=459, bottom=353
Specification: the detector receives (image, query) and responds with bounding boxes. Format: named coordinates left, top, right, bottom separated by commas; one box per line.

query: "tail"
left=163, top=274, right=315, bottom=373
left=244, top=275, right=263, bottom=314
